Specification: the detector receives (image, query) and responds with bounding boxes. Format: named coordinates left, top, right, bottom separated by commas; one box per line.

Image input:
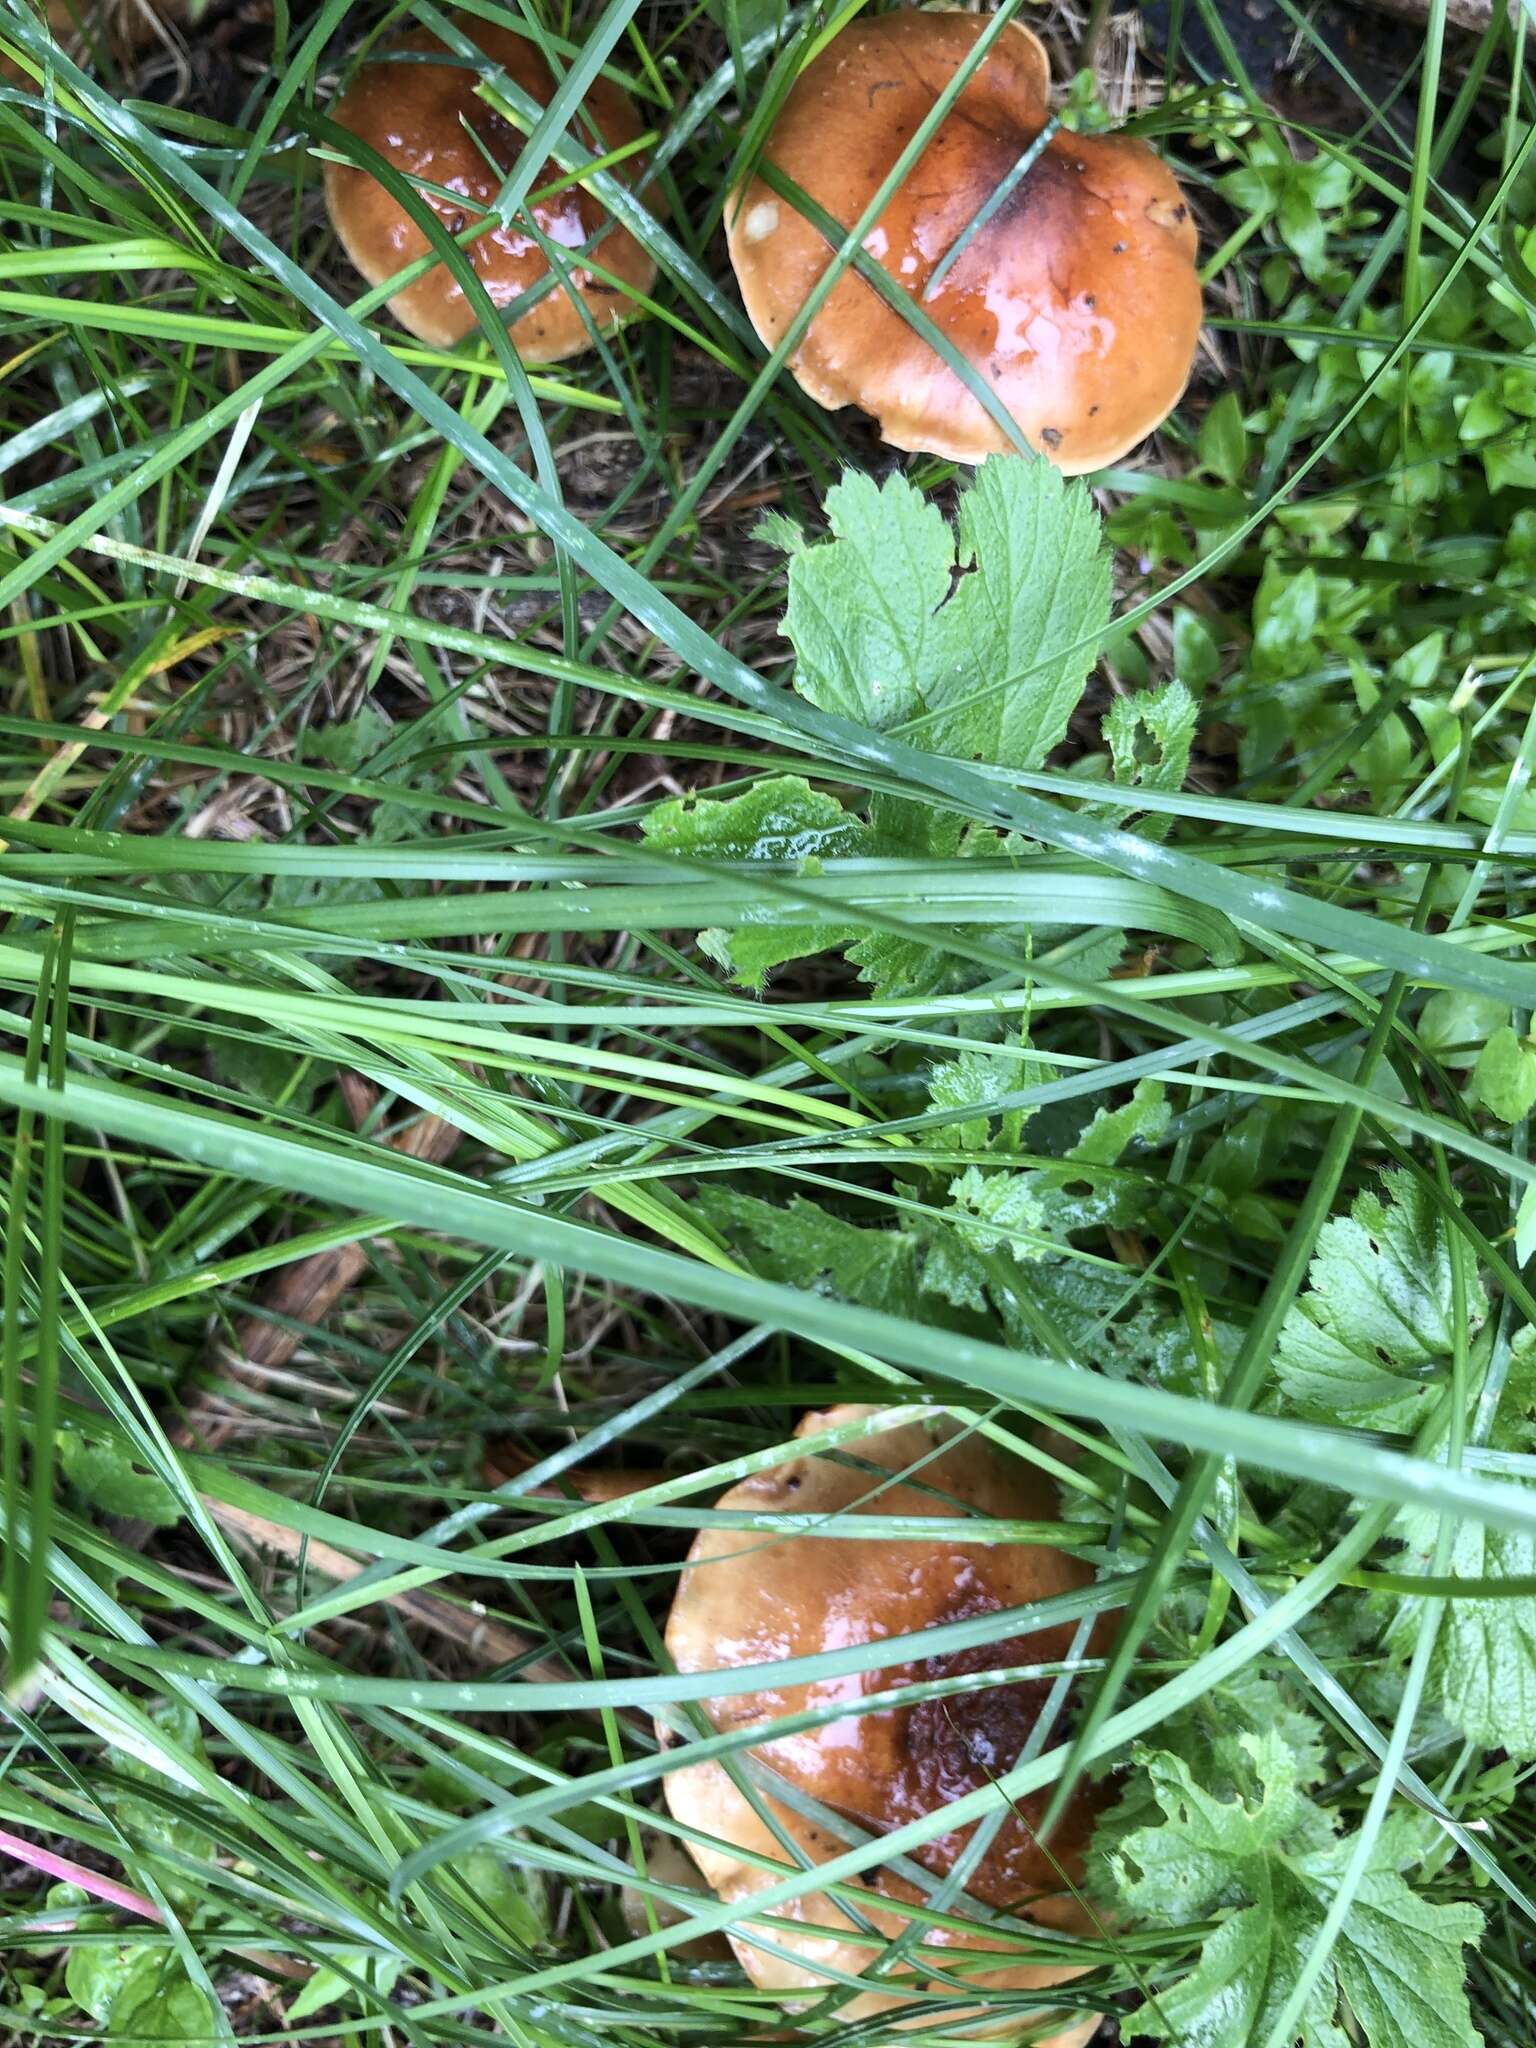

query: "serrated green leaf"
left=924, top=1034, right=1052, bottom=1155
left=1112, top=1730, right=1482, bottom=2048
left=1471, top=1025, right=1536, bottom=1123
left=774, top=456, right=1110, bottom=774
left=773, top=470, right=961, bottom=730
left=1275, top=1174, right=1486, bottom=1431
left=1024, top=1260, right=1241, bottom=1398
left=642, top=775, right=866, bottom=866
left=1326, top=1869, right=1484, bottom=2048
left=946, top=1165, right=1048, bottom=1262
left=702, top=1189, right=929, bottom=1323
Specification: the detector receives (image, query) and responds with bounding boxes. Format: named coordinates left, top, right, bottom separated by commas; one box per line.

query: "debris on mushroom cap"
left=324, top=17, right=658, bottom=357
left=724, top=11, right=1202, bottom=471
left=660, top=1404, right=1111, bottom=2043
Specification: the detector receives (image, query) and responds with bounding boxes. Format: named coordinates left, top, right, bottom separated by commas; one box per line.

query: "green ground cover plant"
left=2, top=0, right=1536, bottom=2042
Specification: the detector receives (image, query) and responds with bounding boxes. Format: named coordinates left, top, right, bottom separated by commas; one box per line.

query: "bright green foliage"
left=641, top=775, right=868, bottom=988
left=1471, top=1026, right=1536, bottom=1123
left=66, top=1943, right=211, bottom=2042
left=642, top=775, right=866, bottom=869
left=106, top=1702, right=215, bottom=1910
left=923, top=1036, right=1042, bottom=1155
left=1110, top=1731, right=1483, bottom=2048
left=842, top=797, right=985, bottom=996
left=57, top=1428, right=181, bottom=1527
left=1221, top=133, right=1358, bottom=282
left=963, top=1075, right=1172, bottom=1252
left=1067, top=1077, right=1171, bottom=1170
left=648, top=462, right=1120, bottom=994
left=54, top=1889, right=211, bottom=2044
left=1198, top=392, right=1251, bottom=485
left=770, top=458, right=1111, bottom=772
left=1390, top=1335, right=1536, bottom=1756
left=1417, top=992, right=1509, bottom=1066
left=945, top=1166, right=1048, bottom=1265
left=4, top=11, right=1534, bottom=2042
left=1276, top=1174, right=1487, bottom=1431
left=286, top=1953, right=407, bottom=2022
left=710, top=1037, right=1176, bottom=1352
left=1102, top=680, right=1200, bottom=837
left=704, top=1189, right=953, bottom=1324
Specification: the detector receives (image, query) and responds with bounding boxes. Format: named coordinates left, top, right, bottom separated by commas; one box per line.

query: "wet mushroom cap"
left=725, top=11, right=1201, bottom=470
left=324, top=18, right=657, bottom=357
left=661, top=1405, right=1109, bottom=2041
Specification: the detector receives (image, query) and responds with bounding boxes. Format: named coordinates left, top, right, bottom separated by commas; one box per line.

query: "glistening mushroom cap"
left=661, top=1405, right=1110, bottom=2043
left=725, top=11, right=1201, bottom=470
left=325, top=18, right=657, bottom=357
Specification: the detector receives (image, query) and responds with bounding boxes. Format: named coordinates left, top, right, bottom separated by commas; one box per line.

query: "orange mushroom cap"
left=661, top=1405, right=1111, bottom=2042
left=725, top=11, right=1202, bottom=470
left=324, top=18, right=658, bottom=357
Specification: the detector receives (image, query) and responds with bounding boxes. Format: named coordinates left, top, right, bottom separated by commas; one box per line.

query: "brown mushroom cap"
left=725, top=11, right=1201, bottom=470
left=661, top=1405, right=1109, bottom=2042
left=324, top=19, right=657, bottom=357
left=618, top=1836, right=735, bottom=1961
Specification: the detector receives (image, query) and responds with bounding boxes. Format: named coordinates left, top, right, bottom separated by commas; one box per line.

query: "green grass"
left=3, top=0, right=1536, bottom=2043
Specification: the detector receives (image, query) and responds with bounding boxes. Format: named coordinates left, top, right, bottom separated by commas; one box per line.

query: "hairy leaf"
left=1112, top=1731, right=1483, bottom=2048
left=1275, top=1173, right=1486, bottom=1431
left=771, top=457, right=1111, bottom=772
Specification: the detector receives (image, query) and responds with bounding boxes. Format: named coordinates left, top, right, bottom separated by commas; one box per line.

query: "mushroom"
left=661, top=1405, right=1108, bottom=2044
left=324, top=18, right=658, bottom=357
left=618, top=1835, right=734, bottom=1961
left=724, top=11, right=1201, bottom=471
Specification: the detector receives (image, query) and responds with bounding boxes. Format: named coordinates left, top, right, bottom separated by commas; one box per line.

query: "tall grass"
left=1, top=0, right=1535, bottom=2041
